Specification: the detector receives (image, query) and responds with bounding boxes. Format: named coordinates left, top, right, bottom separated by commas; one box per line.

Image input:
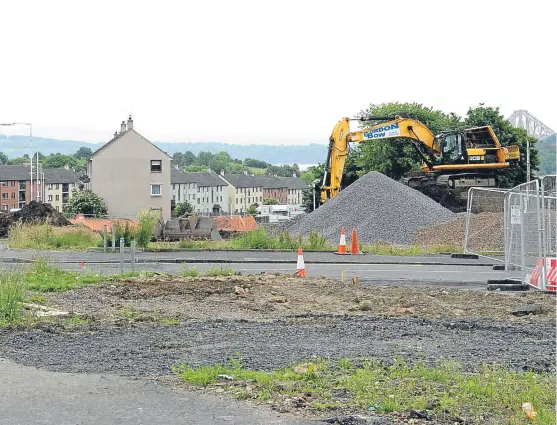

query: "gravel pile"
left=285, top=171, right=456, bottom=244
left=0, top=201, right=70, bottom=237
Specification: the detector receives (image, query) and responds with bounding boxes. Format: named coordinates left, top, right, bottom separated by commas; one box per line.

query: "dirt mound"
left=215, top=215, right=257, bottom=232
left=414, top=212, right=504, bottom=251
left=0, top=201, right=70, bottom=237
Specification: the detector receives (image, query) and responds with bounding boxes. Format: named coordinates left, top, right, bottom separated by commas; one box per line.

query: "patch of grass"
left=25, top=294, right=47, bottom=305
left=64, top=315, right=92, bottom=326
left=23, top=259, right=104, bottom=292
left=0, top=269, right=27, bottom=322
left=8, top=223, right=102, bottom=250
left=157, top=316, right=181, bottom=325
left=361, top=242, right=462, bottom=256
left=174, top=357, right=556, bottom=424
left=205, top=266, right=239, bottom=277
left=181, top=266, right=201, bottom=277
left=228, top=228, right=334, bottom=251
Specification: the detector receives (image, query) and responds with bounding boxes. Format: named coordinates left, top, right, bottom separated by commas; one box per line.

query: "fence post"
left=103, top=225, right=108, bottom=253
left=130, top=240, right=136, bottom=273
left=112, top=226, right=116, bottom=253
left=504, top=195, right=509, bottom=273
left=119, top=237, right=125, bottom=273
left=519, top=194, right=526, bottom=283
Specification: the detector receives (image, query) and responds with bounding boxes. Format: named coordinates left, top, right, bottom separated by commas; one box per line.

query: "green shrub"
left=136, top=210, right=160, bottom=248
left=308, top=231, right=327, bottom=250
left=0, top=269, right=26, bottom=323
left=111, top=221, right=136, bottom=247
left=173, top=201, right=194, bottom=217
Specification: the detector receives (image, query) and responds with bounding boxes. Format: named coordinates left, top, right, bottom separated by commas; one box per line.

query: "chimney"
left=220, top=169, right=224, bottom=176
left=127, top=115, right=133, bottom=131
left=120, top=121, right=126, bottom=133
left=113, top=130, right=118, bottom=138
left=64, top=163, right=69, bottom=170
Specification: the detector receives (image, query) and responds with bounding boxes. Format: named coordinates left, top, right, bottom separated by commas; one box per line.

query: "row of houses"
left=171, top=170, right=307, bottom=215
left=1, top=117, right=309, bottom=218
left=0, top=165, right=78, bottom=212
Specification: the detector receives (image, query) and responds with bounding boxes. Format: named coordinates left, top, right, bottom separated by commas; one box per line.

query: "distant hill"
left=538, top=134, right=556, bottom=175
left=0, top=135, right=327, bottom=165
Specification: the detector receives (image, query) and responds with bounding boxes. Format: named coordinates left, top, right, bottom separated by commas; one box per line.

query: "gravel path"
left=1, top=315, right=554, bottom=377
left=285, top=171, right=455, bottom=244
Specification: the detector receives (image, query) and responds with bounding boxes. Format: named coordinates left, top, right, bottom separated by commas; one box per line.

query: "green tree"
left=172, top=152, right=186, bottom=168
left=464, top=105, right=538, bottom=187
left=184, top=151, right=197, bottom=166
left=183, top=164, right=210, bottom=172
left=246, top=205, right=258, bottom=215
left=354, top=102, right=461, bottom=180
left=75, top=147, right=93, bottom=160
left=196, top=151, right=214, bottom=166
left=0, top=152, right=9, bottom=165
left=244, top=158, right=268, bottom=168
left=173, top=201, right=194, bottom=217
left=64, top=190, right=108, bottom=216
left=224, top=162, right=244, bottom=174
left=42, top=153, right=80, bottom=169
left=263, top=197, right=279, bottom=205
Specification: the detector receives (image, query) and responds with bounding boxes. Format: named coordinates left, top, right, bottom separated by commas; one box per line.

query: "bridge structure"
left=508, top=110, right=555, bottom=139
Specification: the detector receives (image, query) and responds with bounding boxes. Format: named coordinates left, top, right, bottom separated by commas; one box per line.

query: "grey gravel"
left=286, top=171, right=455, bottom=244
left=1, top=315, right=553, bottom=377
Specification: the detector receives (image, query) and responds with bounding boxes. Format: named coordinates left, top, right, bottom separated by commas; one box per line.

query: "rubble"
left=285, top=171, right=455, bottom=244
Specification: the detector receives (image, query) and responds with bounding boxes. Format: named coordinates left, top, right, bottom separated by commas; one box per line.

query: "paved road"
left=1, top=248, right=500, bottom=266
left=0, top=359, right=315, bottom=425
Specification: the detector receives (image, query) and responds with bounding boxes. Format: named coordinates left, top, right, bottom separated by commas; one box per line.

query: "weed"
left=181, top=266, right=201, bottom=277
left=65, top=316, right=92, bottom=326
left=136, top=210, right=160, bottom=248
left=205, top=266, right=239, bottom=277
left=158, top=316, right=180, bottom=325
left=174, top=358, right=556, bottom=425
left=0, top=269, right=27, bottom=322
left=26, top=294, right=47, bottom=304
left=8, top=223, right=102, bottom=250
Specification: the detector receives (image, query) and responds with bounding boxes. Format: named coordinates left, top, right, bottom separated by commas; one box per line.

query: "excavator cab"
left=437, top=132, right=467, bottom=165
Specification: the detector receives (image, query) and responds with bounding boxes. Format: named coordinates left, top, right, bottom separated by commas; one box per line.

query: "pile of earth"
left=0, top=201, right=70, bottom=237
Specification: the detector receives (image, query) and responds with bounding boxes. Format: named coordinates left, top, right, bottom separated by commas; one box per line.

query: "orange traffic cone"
left=296, top=246, right=307, bottom=277
left=335, top=227, right=349, bottom=255
left=351, top=228, right=362, bottom=255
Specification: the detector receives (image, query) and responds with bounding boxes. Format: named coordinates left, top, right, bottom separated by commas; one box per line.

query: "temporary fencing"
left=465, top=175, right=557, bottom=291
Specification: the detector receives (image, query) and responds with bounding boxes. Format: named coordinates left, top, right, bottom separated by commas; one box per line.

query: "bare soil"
left=43, top=274, right=555, bottom=325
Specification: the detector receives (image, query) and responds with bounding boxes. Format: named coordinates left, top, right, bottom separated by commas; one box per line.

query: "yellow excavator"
left=321, top=116, right=520, bottom=208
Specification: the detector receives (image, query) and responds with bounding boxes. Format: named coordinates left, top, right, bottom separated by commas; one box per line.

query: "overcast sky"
left=0, top=0, right=555, bottom=145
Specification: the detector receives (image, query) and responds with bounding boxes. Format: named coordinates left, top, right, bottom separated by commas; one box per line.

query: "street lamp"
left=0, top=122, right=36, bottom=201
left=312, top=178, right=320, bottom=211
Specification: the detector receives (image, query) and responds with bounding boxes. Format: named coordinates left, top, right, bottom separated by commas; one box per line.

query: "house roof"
left=0, top=165, right=79, bottom=184
left=44, top=169, right=80, bottom=184
left=256, top=176, right=287, bottom=189
left=90, top=128, right=171, bottom=160
left=278, top=177, right=308, bottom=190
left=221, top=174, right=263, bottom=188
left=171, top=169, right=227, bottom=187
left=0, top=165, right=35, bottom=181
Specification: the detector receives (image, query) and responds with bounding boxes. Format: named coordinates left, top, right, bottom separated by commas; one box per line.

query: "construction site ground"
left=1, top=273, right=555, bottom=424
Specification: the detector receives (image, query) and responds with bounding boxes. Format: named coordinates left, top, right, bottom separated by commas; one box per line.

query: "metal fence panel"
left=464, top=188, right=507, bottom=258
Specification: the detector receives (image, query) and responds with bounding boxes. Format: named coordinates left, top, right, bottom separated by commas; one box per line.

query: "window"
left=151, top=184, right=162, bottom=196
left=1, top=205, right=7, bottom=211
left=11, top=193, right=15, bottom=199
left=55, top=195, right=59, bottom=201
left=47, top=184, right=53, bottom=190
left=10, top=181, right=16, bottom=186
left=197, top=198, right=200, bottom=204
left=0, top=181, right=6, bottom=186
left=1, top=193, right=7, bottom=200
left=48, top=195, right=53, bottom=202
left=151, top=160, right=162, bottom=172
left=56, top=206, right=59, bottom=211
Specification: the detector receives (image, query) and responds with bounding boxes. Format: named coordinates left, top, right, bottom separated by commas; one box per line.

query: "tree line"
left=0, top=146, right=94, bottom=170
left=172, top=150, right=301, bottom=176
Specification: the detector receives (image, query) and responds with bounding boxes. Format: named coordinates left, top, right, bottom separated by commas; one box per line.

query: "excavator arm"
left=321, top=116, right=440, bottom=202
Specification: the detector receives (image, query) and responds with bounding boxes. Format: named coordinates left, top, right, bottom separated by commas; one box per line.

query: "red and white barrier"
left=529, top=257, right=556, bottom=291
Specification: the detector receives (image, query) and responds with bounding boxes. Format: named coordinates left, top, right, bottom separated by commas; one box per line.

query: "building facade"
left=86, top=116, right=172, bottom=218
left=45, top=169, right=79, bottom=211
left=220, top=174, right=264, bottom=214
left=171, top=169, right=229, bottom=214
left=260, top=176, right=287, bottom=204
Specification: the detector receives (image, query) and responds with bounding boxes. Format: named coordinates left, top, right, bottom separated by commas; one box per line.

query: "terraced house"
left=44, top=169, right=80, bottom=211
left=220, top=174, right=264, bottom=214
left=171, top=169, right=229, bottom=214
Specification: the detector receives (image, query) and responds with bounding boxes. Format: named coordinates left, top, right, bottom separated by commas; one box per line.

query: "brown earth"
left=414, top=212, right=504, bottom=251
left=43, top=274, right=555, bottom=326
left=0, top=201, right=70, bottom=237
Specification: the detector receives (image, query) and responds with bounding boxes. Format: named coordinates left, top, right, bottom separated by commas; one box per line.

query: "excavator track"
left=401, top=172, right=498, bottom=212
